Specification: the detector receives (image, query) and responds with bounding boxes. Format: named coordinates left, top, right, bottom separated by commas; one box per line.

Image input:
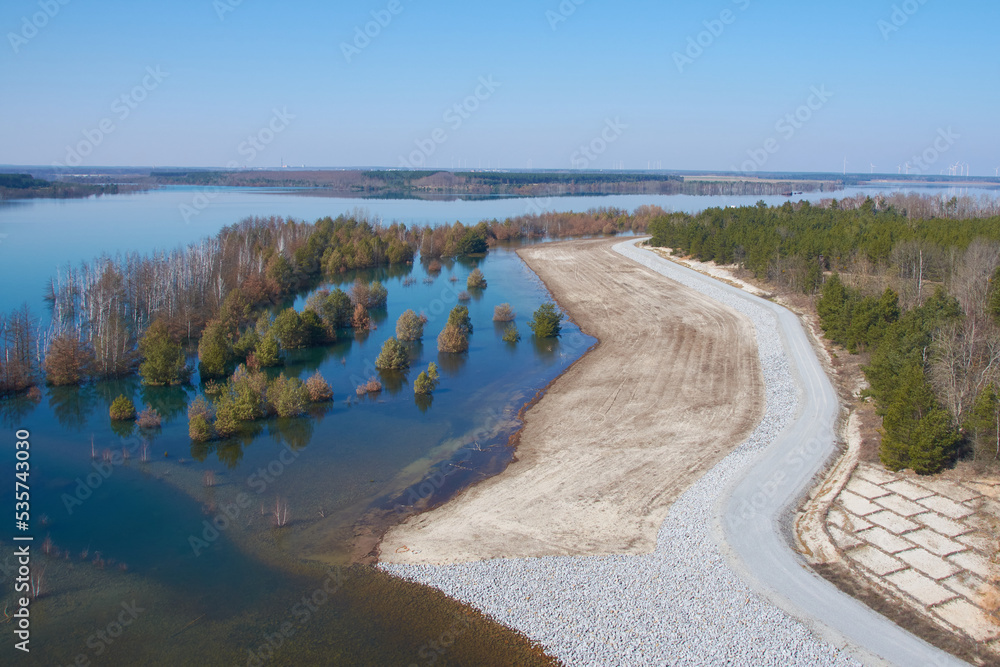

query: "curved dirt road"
left=615, top=241, right=966, bottom=666
left=381, top=238, right=765, bottom=564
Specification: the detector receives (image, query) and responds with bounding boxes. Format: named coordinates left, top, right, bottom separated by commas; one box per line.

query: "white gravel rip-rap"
left=380, top=241, right=861, bottom=666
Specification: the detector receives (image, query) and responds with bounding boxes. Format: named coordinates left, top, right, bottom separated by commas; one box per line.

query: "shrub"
left=234, top=326, right=261, bottom=359
left=427, top=259, right=442, bottom=273
left=349, top=279, right=371, bottom=307
left=254, top=333, right=283, bottom=368
left=139, top=319, right=189, bottom=386
left=528, top=303, right=563, bottom=338
left=189, top=414, right=213, bottom=442
left=458, top=291, right=471, bottom=301
left=447, top=305, right=473, bottom=336
left=396, top=309, right=428, bottom=341
left=502, top=323, right=521, bottom=343
left=44, top=333, right=95, bottom=386
left=375, top=337, right=409, bottom=370
left=109, top=395, right=136, bottom=421
left=306, top=371, right=333, bottom=402
left=229, top=364, right=269, bottom=421
left=212, top=394, right=240, bottom=438
left=467, top=268, right=487, bottom=289
left=198, top=318, right=234, bottom=380
left=413, top=362, right=440, bottom=395
left=273, top=308, right=310, bottom=349
left=492, top=303, right=515, bottom=322
left=187, top=395, right=213, bottom=421
left=271, top=374, right=310, bottom=418
left=369, top=281, right=388, bottom=308
left=356, top=377, right=382, bottom=395
left=437, top=323, right=469, bottom=353
left=352, top=303, right=371, bottom=330
left=137, top=404, right=162, bottom=429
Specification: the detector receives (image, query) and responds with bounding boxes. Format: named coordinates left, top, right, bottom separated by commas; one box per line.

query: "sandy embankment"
left=380, top=238, right=765, bottom=564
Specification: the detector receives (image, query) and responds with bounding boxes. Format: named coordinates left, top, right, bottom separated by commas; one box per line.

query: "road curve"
left=615, top=240, right=965, bottom=667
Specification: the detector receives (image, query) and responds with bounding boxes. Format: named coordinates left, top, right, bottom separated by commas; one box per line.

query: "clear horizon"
left=2, top=1, right=997, bottom=175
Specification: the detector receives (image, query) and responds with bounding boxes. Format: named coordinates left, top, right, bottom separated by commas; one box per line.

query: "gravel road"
left=380, top=239, right=965, bottom=666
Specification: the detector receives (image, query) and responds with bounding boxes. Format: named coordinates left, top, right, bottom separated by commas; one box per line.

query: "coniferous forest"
left=649, top=193, right=1000, bottom=474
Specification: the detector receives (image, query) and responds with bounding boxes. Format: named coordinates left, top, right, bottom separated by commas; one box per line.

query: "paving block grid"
left=827, top=463, right=1000, bottom=651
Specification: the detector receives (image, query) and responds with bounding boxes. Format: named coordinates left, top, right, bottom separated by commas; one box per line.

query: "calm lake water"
left=0, top=183, right=997, bottom=665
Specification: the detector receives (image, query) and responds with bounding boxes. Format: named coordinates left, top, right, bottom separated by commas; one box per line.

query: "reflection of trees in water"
left=283, top=341, right=352, bottom=378
left=0, top=393, right=39, bottom=428
left=49, top=385, right=99, bottom=429
left=109, top=419, right=135, bottom=439
left=189, top=414, right=316, bottom=468
left=378, top=369, right=408, bottom=396
left=139, top=384, right=192, bottom=423
left=531, top=336, right=560, bottom=362
left=267, top=416, right=313, bottom=450
left=414, top=393, right=433, bottom=413
left=436, top=351, right=467, bottom=376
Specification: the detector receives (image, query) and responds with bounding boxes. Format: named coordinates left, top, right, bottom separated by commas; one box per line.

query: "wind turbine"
left=870, top=163, right=877, bottom=174
left=897, top=165, right=902, bottom=174
left=904, top=162, right=910, bottom=175
left=994, top=166, right=999, bottom=177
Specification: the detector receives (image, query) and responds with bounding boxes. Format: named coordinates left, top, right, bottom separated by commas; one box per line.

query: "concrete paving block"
left=913, top=512, right=972, bottom=538
left=897, top=548, right=960, bottom=580
left=846, top=477, right=890, bottom=500
left=978, top=498, right=1000, bottom=520
left=957, top=531, right=996, bottom=554
left=933, top=599, right=1000, bottom=642
left=874, top=494, right=927, bottom=517
left=865, top=510, right=920, bottom=535
left=926, top=480, right=980, bottom=503
left=829, top=525, right=864, bottom=551
left=855, top=526, right=915, bottom=554
left=854, top=464, right=899, bottom=486
left=918, top=495, right=974, bottom=520
left=948, top=550, right=995, bottom=580
left=964, top=512, right=999, bottom=532
left=847, top=545, right=907, bottom=576
left=905, top=529, right=967, bottom=557
left=884, top=480, right=934, bottom=501
left=965, top=480, right=1000, bottom=500
left=886, top=569, right=958, bottom=606
left=828, top=507, right=872, bottom=532
left=942, top=571, right=987, bottom=600
left=838, top=491, right=883, bottom=517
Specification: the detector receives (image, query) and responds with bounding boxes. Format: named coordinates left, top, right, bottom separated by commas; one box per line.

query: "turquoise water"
left=0, top=243, right=586, bottom=665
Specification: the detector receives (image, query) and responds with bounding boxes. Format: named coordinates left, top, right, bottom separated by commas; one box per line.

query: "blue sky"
left=1, top=0, right=997, bottom=175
